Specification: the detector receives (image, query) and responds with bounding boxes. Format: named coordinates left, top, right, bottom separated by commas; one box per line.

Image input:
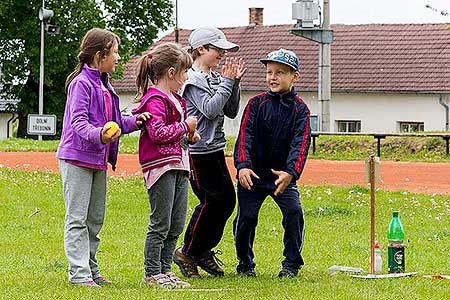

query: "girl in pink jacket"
left=132, top=42, right=200, bottom=289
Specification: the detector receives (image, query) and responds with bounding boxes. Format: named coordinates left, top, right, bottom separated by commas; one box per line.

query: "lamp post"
left=38, top=1, right=54, bottom=141
left=174, top=0, right=179, bottom=43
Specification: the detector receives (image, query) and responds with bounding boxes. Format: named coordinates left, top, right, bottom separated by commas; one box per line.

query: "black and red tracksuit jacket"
left=234, top=89, right=311, bottom=190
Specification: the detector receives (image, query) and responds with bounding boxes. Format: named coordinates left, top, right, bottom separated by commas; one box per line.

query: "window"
left=310, top=115, right=318, bottom=132
left=337, top=120, right=361, bottom=133
left=399, top=122, right=424, bottom=132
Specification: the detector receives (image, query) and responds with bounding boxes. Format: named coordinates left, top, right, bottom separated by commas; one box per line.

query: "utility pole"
left=290, top=0, right=333, bottom=132
left=319, top=0, right=331, bottom=131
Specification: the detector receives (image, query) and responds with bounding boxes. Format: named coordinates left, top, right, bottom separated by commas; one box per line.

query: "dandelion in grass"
left=305, top=189, right=312, bottom=197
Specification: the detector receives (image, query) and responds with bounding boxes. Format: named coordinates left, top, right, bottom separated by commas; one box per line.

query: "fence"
left=311, top=132, right=450, bottom=157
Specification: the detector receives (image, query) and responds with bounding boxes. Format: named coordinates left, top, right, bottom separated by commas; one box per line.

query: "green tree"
left=0, top=0, right=173, bottom=138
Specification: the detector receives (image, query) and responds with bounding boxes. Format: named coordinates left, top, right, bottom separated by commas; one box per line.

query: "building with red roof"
left=114, top=9, right=450, bottom=135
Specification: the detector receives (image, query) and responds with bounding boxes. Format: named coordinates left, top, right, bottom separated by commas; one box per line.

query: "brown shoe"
left=195, top=250, right=224, bottom=276
left=173, top=246, right=200, bottom=278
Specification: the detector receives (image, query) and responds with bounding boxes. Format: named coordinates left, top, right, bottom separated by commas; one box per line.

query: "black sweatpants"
left=182, top=150, right=236, bottom=258
left=233, top=183, right=305, bottom=272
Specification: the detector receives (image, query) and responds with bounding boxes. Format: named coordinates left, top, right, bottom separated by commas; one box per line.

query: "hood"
left=132, top=87, right=176, bottom=115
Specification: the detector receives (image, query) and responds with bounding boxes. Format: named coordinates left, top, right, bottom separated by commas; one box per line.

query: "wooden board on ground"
left=351, top=272, right=419, bottom=279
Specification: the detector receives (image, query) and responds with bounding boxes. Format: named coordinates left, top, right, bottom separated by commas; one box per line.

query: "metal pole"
left=38, top=0, right=45, bottom=141
left=175, top=0, right=179, bottom=43
left=319, top=0, right=331, bottom=132
left=369, top=155, right=375, bottom=274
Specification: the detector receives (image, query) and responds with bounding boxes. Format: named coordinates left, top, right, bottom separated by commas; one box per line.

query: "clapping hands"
left=221, top=57, right=247, bottom=80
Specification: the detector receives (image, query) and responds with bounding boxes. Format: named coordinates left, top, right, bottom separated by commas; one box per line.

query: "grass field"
left=1, top=168, right=449, bottom=299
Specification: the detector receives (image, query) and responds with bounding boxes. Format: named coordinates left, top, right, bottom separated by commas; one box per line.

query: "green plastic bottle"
left=387, top=211, right=405, bottom=273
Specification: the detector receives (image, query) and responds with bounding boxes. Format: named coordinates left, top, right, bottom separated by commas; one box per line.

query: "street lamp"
left=37, top=0, right=59, bottom=140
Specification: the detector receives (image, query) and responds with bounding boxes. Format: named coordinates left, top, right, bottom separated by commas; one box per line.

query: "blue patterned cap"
left=260, top=49, right=300, bottom=71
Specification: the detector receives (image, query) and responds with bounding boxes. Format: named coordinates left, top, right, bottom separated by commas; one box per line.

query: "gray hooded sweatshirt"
left=182, top=64, right=241, bottom=154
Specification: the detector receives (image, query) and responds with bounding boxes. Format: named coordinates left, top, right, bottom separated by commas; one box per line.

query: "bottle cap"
left=393, top=211, right=399, bottom=217
left=374, top=241, right=380, bottom=249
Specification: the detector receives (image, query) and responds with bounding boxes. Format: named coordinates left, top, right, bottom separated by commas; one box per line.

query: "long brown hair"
left=65, top=28, right=120, bottom=93
left=135, top=42, right=193, bottom=100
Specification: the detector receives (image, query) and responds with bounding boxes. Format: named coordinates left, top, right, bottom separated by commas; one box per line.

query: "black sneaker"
left=237, top=267, right=257, bottom=277
left=278, top=268, right=298, bottom=278
left=173, top=246, right=201, bottom=278
left=195, top=250, right=224, bottom=276
left=93, top=275, right=112, bottom=285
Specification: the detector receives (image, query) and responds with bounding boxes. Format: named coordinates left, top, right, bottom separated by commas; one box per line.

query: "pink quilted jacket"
left=132, top=87, right=189, bottom=172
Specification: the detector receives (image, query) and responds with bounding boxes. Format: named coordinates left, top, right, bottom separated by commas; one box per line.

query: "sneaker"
left=237, top=267, right=257, bottom=277
left=165, top=271, right=191, bottom=288
left=142, top=273, right=174, bottom=289
left=70, top=279, right=101, bottom=288
left=93, top=275, right=112, bottom=285
left=278, top=268, right=298, bottom=278
left=173, top=246, right=201, bottom=278
left=195, top=250, right=224, bottom=276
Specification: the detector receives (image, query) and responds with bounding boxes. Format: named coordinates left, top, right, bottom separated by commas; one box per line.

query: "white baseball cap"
left=189, top=27, right=239, bottom=52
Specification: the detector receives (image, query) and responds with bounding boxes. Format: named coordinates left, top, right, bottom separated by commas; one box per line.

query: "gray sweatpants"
left=144, top=170, right=188, bottom=275
left=59, top=160, right=106, bottom=283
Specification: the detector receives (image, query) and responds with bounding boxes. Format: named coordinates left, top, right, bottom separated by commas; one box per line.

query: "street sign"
left=27, top=114, right=57, bottom=135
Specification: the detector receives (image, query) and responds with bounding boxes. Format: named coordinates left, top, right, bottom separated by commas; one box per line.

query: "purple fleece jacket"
left=57, top=64, right=138, bottom=170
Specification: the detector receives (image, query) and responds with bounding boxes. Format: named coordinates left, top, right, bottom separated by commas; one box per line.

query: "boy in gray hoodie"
left=173, top=27, right=246, bottom=277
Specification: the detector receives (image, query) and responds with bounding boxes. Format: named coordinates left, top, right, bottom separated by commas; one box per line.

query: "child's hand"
left=238, top=168, right=260, bottom=190
left=271, top=169, right=293, bottom=196
left=235, top=58, right=247, bottom=80
left=101, top=125, right=121, bottom=144
left=221, top=57, right=238, bottom=79
left=136, top=112, right=151, bottom=126
left=188, top=130, right=201, bottom=144
left=186, top=116, right=198, bottom=133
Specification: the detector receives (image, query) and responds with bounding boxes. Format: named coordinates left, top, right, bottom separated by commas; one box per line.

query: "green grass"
left=0, top=137, right=60, bottom=152
left=1, top=168, right=449, bottom=299
left=0, top=136, right=138, bottom=154
left=310, top=135, right=450, bottom=162
left=2, top=135, right=450, bottom=162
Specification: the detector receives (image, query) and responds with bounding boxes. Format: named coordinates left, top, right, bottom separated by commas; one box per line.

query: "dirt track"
left=1, top=152, right=450, bottom=196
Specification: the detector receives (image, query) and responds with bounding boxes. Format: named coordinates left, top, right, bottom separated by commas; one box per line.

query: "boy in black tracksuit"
left=233, top=49, right=311, bottom=277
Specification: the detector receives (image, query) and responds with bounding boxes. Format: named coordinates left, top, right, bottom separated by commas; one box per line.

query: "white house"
left=0, top=78, right=19, bottom=140
left=114, top=8, right=450, bottom=136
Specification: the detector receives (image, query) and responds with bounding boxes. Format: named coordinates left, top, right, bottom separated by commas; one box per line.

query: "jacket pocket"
left=81, top=136, right=104, bottom=153
left=158, top=143, right=180, bottom=156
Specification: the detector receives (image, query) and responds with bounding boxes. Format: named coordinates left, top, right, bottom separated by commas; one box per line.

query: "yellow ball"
left=104, top=121, right=119, bottom=135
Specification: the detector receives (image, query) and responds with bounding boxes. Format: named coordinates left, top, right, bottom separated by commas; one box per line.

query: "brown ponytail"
left=135, top=42, right=193, bottom=101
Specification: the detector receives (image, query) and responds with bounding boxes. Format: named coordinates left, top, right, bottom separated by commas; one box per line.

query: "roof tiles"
left=114, top=23, right=450, bottom=93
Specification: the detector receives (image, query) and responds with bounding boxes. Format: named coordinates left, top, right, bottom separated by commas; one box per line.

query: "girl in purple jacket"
left=57, top=28, right=150, bottom=287
left=132, top=42, right=200, bottom=289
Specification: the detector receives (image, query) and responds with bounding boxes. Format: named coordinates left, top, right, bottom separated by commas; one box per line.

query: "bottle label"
left=388, top=244, right=405, bottom=273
